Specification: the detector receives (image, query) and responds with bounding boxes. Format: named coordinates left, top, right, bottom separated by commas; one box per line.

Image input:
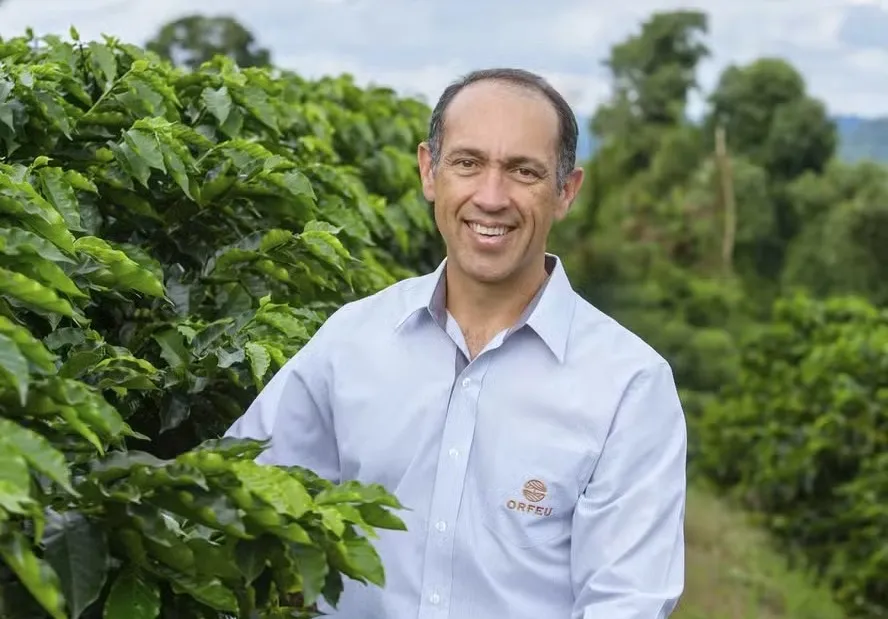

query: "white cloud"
left=1, top=0, right=886, bottom=118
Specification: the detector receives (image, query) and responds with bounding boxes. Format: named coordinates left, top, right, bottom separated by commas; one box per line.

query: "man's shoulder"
left=316, top=269, right=436, bottom=336
left=568, top=293, right=670, bottom=373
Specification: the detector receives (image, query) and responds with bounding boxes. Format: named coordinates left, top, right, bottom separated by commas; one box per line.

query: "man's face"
left=417, top=80, right=583, bottom=288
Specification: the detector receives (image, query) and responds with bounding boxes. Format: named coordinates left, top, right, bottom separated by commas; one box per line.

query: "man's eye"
left=516, top=167, right=537, bottom=177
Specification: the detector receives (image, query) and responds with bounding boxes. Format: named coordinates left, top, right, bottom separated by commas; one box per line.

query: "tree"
left=700, top=58, right=838, bottom=286
left=706, top=58, right=836, bottom=181
left=782, top=160, right=888, bottom=305
left=590, top=10, right=709, bottom=178
left=146, top=15, right=271, bottom=71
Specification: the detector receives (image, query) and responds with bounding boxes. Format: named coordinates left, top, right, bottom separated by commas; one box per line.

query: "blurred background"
left=1, top=1, right=886, bottom=618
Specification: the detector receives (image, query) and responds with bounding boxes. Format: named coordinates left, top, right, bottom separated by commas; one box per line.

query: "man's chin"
left=451, top=254, right=519, bottom=286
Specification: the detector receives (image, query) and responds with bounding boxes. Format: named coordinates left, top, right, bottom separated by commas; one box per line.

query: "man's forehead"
left=440, top=81, right=560, bottom=155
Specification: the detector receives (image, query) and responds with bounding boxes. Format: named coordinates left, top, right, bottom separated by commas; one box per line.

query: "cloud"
left=1, top=0, right=886, bottom=117
left=837, top=3, right=888, bottom=48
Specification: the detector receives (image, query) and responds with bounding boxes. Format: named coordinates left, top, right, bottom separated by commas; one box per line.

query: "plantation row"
left=694, top=295, right=888, bottom=617
left=0, top=29, right=435, bottom=619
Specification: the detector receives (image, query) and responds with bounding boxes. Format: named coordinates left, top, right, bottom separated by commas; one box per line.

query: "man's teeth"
left=469, top=222, right=509, bottom=236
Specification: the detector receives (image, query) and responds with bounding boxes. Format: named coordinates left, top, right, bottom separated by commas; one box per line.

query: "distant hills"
left=833, top=115, right=888, bottom=163
left=574, top=114, right=888, bottom=164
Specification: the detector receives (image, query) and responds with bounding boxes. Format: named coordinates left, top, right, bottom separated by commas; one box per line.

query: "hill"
left=834, top=114, right=888, bottom=162
left=575, top=113, right=888, bottom=163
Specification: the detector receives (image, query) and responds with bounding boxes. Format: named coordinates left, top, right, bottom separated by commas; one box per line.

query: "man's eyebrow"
left=445, top=148, right=547, bottom=170
left=445, top=147, right=486, bottom=160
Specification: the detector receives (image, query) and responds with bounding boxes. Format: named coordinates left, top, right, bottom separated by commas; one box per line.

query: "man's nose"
left=472, top=168, right=510, bottom=211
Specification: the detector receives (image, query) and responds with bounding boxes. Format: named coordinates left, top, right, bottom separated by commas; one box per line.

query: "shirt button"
left=448, top=448, right=458, bottom=458
left=435, top=520, right=446, bottom=532
left=461, top=377, right=471, bottom=388
left=430, top=593, right=440, bottom=604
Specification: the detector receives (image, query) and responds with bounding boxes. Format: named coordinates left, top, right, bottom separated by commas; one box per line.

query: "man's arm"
left=571, top=359, right=687, bottom=619
left=224, top=316, right=341, bottom=482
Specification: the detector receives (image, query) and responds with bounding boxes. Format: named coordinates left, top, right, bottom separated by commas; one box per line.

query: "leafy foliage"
left=0, top=26, right=435, bottom=618
left=781, top=159, right=888, bottom=306
left=694, top=294, right=888, bottom=617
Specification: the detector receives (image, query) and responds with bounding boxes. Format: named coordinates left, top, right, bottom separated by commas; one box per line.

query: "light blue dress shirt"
left=225, top=254, right=687, bottom=619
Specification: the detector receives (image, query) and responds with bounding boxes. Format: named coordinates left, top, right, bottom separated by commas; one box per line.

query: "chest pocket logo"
left=484, top=475, right=571, bottom=548
left=505, top=479, right=554, bottom=517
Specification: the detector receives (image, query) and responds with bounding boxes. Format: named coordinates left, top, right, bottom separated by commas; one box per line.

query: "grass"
left=673, top=482, right=848, bottom=619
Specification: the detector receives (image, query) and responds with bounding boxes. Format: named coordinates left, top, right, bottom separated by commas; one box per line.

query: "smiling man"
left=225, top=68, right=688, bottom=619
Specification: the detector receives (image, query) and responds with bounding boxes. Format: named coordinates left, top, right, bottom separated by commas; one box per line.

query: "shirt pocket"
left=479, top=441, right=593, bottom=549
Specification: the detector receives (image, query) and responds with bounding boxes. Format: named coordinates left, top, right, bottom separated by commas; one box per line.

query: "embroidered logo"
left=522, top=479, right=547, bottom=502
left=506, top=478, right=553, bottom=517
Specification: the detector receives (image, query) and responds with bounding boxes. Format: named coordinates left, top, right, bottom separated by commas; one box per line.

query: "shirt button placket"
left=416, top=358, right=490, bottom=618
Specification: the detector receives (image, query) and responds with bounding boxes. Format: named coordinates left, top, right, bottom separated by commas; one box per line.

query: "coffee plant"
left=695, top=293, right=888, bottom=618
left=0, top=27, right=437, bottom=619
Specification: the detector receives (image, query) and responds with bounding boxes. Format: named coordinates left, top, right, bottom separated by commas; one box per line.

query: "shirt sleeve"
left=570, top=359, right=687, bottom=619
left=223, top=312, right=341, bottom=483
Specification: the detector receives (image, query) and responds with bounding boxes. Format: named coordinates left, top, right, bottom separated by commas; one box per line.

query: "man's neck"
left=445, top=258, right=549, bottom=358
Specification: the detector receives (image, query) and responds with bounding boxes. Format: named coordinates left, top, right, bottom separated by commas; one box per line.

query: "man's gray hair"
left=426, top=68, right=579, bottom=191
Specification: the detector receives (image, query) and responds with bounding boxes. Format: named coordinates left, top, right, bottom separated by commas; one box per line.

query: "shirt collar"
left=396, top=253, right=576, bottom=363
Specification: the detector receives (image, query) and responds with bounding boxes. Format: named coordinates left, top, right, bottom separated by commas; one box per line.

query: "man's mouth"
left=467, top=221, right=514, bottom=237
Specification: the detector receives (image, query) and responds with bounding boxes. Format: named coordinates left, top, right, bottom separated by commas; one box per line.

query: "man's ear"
left=555, top=166, right=584, bottom=221
left=417, top=142, right=436, bottom=203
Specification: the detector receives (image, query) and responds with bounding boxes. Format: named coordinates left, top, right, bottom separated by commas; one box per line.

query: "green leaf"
left=315, top=480, right=405, bottom=509
left=42, top=510, right=110, bottom=619
left=272, top=170, right=315, bottom=199
left=36, top=166, right=83, bottom=231
left=245, top=341, right=270, bottom=388
left=103, top=568, right=160, bottom=619
left=290, top=543, right=328, bottom=607
left=258, top=228, right=294, bottom=252
left=0, top=530, right=67, bottom=619
left=111, top=141, right=152, bottom=188
left=74, top=236, right=165, bottom=297
left=0, top=315, right=57, bottom=374
left=0, top=267, right=75, bottom=317
left=239, top=85, right=278, bottom=133
left=356, top=502, right=408, bottom=531
left=160, top=145, right=192, bottom=199
left=230, top=461, right=313, bottom=520
left=87, top=42, right=118, bottom=91
left=341, top=537, right=385, bottom=587
left=64, top=170, right=98, bottom=194
left=0, top=449, right=34, bottom=515
left=202, top=86, right=232, bottom=125
left=10, top=254, right=86, bottom=300
left=299, top=227, right=350, bottom=271
left=234, top=538, right=269, bottom=585
left=0, top=332, right=29, bottom=404
left=166, top=571, right=238, bottom=612
left=152, top=328, right=190, bottom=367
left=124, top=128, right=166, bottom=173
left=0, top=227, right=76, bottom=263
left=0, top=418, right=74, bottom=494
left=318, top=505, right=346, bottom=538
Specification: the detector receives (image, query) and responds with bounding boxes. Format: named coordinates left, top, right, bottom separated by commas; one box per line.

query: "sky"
left=2, top=0, right=888, bottom=120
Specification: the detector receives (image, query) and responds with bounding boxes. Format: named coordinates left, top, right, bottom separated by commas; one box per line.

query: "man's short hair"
left=427, top=68, right=579, bottom=190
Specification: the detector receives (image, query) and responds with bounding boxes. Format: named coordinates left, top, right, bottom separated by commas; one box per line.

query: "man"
left=225, top=68, right=687, bottom=619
